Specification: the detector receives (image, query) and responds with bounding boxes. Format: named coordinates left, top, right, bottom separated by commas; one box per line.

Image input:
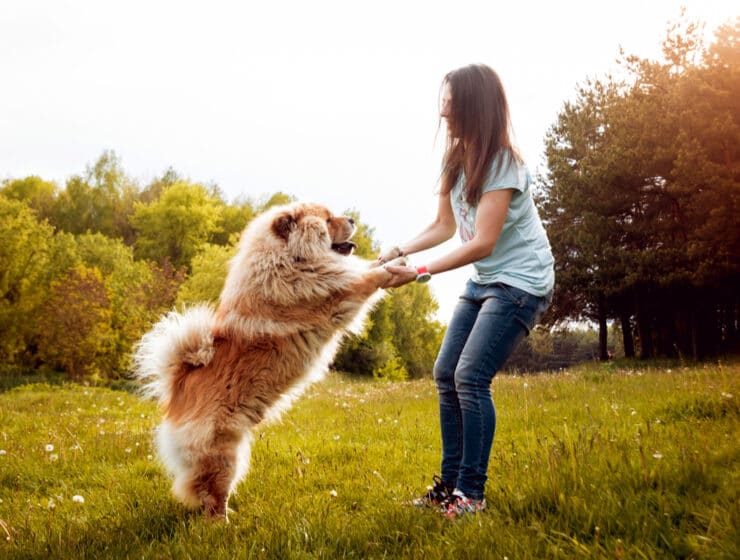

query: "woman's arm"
left=382, top=188, right=513, bottom=288
left=378, top=192, right=456, bottom=262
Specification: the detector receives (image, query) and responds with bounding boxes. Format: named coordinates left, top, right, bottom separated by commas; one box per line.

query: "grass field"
left=0, top=360, right=738, bottom=559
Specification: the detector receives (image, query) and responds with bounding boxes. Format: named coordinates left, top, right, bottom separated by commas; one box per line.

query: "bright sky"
left=1, top=0, right=736, bottom=321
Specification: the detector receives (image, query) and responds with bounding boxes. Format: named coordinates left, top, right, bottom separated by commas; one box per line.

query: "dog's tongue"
left=331, top=241, right=356, bottom=256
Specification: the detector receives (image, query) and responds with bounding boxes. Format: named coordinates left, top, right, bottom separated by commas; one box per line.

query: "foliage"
left=539, top=15, right=739, bottom=361
left=0, top=195, right=55, bottom=361
left=0, top=154, right=445, bottom=382
left=504, top=324, right=626, bottom=373
left=35, top=266, right=115, bottom=380
left=176, top=243, right=236, bottom=306
left=0, top=362, right=737, bottom=558
left=131, top=181, right=223, bottom=269
left=51, top=150, right=139, bottom=243
left=372, top=355, right=408, bottom=382
left=0, top=175, right=58, bottom=222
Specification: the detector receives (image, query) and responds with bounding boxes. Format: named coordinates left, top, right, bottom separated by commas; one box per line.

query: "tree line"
left=2, top=14, right=736, bottom=382
left=538, top=14, right=739, bottom=361
left=0, top=154, right=445, bottom=381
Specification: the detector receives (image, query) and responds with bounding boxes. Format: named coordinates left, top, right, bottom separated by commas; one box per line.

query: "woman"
left=379, top=64, right=554, bottom=518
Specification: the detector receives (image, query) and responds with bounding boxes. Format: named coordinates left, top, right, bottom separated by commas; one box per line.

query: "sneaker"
left=411, top=475, right=454, bottom=508
left=443, top=489, right=487, bottom=518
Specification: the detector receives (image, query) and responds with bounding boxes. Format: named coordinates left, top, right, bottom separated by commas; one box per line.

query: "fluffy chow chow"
left=133, top=202, right=399, bottom=519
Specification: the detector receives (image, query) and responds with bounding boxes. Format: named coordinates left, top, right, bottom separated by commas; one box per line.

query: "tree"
left=176, top=243, right=236, bottom=305
left=36, top=266, right=115, bottom=380
left=0, top=176, right=58, bottom=222
left=71, top=233, right=184, bottom=374
left=52, top=150, right=139, bottom=242
left=130, top=181, right=223, bottom=269
left=539, top=14, right=739, bottom=360
left=0, top=196, right=55, bottom=362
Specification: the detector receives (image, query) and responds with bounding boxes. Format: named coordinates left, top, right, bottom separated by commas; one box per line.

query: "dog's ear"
left=272, top=212, right=296, bottom=241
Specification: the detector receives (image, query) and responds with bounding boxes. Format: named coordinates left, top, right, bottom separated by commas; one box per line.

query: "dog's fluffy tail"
left=132, top=304, right=217, bottom=404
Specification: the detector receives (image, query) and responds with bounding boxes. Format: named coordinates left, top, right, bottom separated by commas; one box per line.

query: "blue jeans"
left=433, top=280, right=552, bottom=499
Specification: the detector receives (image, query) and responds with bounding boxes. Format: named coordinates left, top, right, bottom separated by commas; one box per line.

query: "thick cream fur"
left=132, top=202, right=394, bottom=519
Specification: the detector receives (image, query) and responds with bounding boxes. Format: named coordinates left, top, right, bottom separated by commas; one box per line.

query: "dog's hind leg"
left=191, top=439, right=240, bottom=520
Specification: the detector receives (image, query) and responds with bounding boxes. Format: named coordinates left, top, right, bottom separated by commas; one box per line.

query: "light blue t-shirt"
left=450, top=152, right=555, bottom=296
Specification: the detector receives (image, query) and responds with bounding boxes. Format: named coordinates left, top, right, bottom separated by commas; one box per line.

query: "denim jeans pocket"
left=513, top=287, right=552, bottom=335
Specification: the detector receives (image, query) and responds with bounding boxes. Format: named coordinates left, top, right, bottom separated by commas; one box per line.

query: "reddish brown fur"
left=134, top=202, right=394, bottom=520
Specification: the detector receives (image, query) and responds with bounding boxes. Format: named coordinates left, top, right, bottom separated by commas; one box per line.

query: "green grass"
left=0, top=361, right=738, bottom=559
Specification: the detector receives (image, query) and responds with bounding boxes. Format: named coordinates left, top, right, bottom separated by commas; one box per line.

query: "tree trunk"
left=598, top=292, right=609, bottom=361
left=636, top=293, right=653, bottom=359
left=621, top=311, right=635, bottom=358
left=690, top=309, right=700, bottom=362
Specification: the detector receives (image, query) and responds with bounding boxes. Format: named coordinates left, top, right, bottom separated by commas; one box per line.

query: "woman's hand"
left=381, top=265, right=418, bottom=289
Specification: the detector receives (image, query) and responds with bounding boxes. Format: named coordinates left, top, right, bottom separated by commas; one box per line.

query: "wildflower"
left=72, top=495, right=85, bottom=503
left=0, top=450, right=6, bottom=456
left=329, top=490, right=338, bottom=498
left=48, top=499, right=56, bottom=510
left=523, top=382, right=529, bottom=389
left=45, top=444, right=54, bottom=452
left=333, top=435, right=340, bottom=441
left=124, top=448, right=132, bottom=454
left=49, top=454, right=59, bottom=462
left=631, top=409, right=637, bottom=416
left=652, top=452, right=663, bottom=459
left=721, top=392, right=733, bottom=399
left=377, top=418, right=383, bottom=424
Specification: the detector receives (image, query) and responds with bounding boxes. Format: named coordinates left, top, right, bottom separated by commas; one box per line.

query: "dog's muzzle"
left=331, top=242, right=356, bottom=256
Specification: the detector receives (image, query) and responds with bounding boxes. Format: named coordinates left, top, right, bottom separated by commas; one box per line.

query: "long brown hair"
left=440, top=64, right=521, bottom=207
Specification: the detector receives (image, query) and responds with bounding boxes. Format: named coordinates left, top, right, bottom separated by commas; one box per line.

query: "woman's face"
left=440, top=82, right=457, bottom=138
left=440, top=82, right=452, bottom=120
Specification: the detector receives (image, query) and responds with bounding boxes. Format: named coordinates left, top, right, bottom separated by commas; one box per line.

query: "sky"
left=1, top=0, right=736, bottom=322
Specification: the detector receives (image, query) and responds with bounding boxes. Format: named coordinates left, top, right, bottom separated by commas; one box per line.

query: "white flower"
left=652, top=452, right=663, bottom=459
left=523, top=382, right=529, bottom=389
left=49, top=454, right=59, bottom=462
left=329, top=490, right=338, bottom=498
left=333, top=435, right=340, bottom=441
left=45, top=444, right=54, bottom=452
left=0, top=450, right=6, bottom=456
left=72, top=495, right=85, bottom=503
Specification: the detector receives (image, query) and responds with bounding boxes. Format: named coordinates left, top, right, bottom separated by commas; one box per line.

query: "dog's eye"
left=326, top=217, right=332, bottom=224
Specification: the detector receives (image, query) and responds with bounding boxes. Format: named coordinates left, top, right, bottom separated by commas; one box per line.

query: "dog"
left=132, top=202, right=401, bottom=519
